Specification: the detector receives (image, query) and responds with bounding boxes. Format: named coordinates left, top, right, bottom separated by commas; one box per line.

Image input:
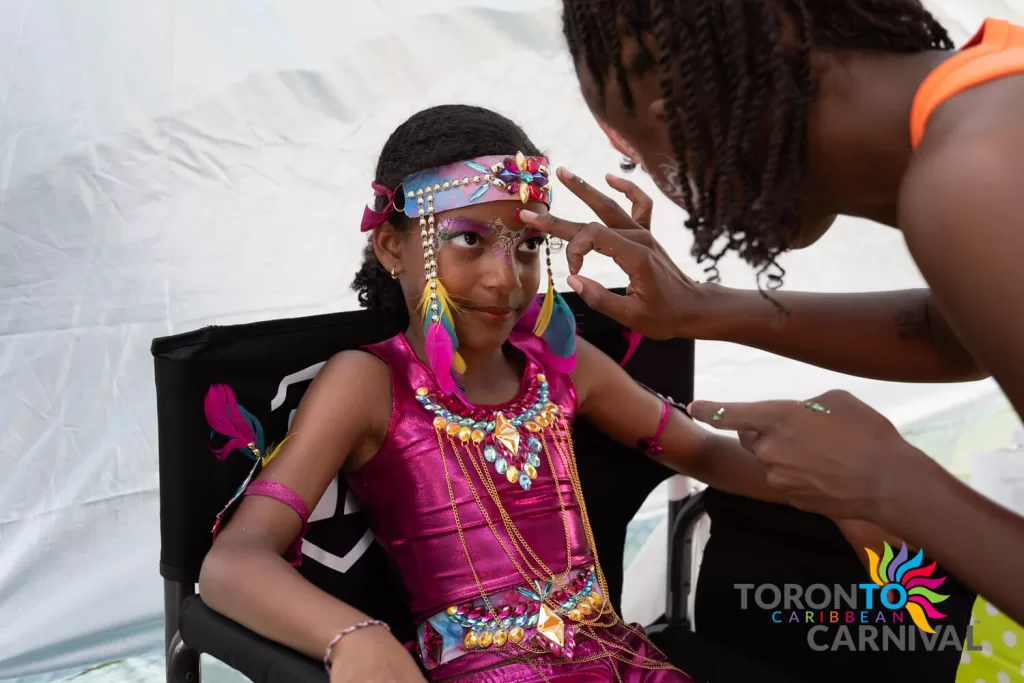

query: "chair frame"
left=163, top=490, right=708, bottom=683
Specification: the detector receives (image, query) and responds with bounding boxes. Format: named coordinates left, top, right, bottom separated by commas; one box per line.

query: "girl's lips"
left=470, top=306, right=513, bottom=321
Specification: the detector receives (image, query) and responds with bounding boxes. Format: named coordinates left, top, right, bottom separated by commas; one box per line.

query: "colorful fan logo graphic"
left=866, top=542, right=949, bottom=633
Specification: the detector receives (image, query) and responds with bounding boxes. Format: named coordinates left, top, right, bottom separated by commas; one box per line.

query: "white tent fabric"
left=1, top=0, right=1021, bottom=677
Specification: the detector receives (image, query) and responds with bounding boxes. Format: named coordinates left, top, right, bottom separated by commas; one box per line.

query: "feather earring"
left=532, top=237, right=576, bottom=372
left=416, top=188, right=466, bottom=395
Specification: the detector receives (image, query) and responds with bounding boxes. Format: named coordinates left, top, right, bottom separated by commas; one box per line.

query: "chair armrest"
left=179, top=595, right=328, bottom=683
left=665, top=490, right=708, bottom=627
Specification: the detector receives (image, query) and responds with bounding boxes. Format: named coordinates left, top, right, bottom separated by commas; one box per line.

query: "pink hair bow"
left=360, top=181, right=397, bottom=232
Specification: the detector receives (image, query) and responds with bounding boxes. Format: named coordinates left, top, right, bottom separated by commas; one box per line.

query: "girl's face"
left=394, top=199, right=548, bottom=352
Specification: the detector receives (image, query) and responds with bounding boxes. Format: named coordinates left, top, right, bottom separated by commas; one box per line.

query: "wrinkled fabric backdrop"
left=1, top=0, right=1020, bottom=677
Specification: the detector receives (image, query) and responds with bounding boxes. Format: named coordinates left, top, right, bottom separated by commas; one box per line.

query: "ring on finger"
left=802, top=401, right=831, bottom=414
left=712, top=407, right=725, bottom=421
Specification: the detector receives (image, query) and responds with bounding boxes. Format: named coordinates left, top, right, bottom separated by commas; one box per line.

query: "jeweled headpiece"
left=361, top=152, right=575, bottom=398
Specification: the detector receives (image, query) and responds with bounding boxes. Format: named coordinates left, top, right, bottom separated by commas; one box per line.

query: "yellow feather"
left=533, top=278, right=555, bottom=337
left=453, top=352, right=467, bottom=374
left=262, top=434, right=293, bottom=467
left=420, top=278, right=461, bottom=322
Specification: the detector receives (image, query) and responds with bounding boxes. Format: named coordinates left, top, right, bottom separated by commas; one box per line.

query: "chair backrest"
left=152, top=290, right=694, bottom=641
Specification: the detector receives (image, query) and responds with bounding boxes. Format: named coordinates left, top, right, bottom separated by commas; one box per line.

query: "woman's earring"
left=390, top=266, right=399, bottom=280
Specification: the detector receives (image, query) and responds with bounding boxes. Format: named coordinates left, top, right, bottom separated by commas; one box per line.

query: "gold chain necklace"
left=432, top=406, right=681, bottom=675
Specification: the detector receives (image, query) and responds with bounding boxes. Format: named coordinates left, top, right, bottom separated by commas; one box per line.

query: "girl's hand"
left=520, top=167, right=718, bottom=340
left=329, top=626, right=427, bottom=683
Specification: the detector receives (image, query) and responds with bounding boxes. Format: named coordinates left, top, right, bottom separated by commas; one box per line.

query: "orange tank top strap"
left=910, top=18, right=1024, bottom=150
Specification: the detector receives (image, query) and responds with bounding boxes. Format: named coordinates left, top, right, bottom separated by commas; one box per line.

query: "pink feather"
left=425, top=322, right=456, bottom=394
left=542, top=350, right=576, bottom=374
left=620, top=330, right=643, bottom=366
left=204, top=384, right=256, bottom=460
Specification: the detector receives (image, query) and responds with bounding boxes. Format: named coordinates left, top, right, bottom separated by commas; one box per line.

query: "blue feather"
left=544, top=293, right=577, bottom=358
left=469, top=182, right=490, bottom=202
left=238, top=405, right=265, bottom=457
left=441, top=312, right=459, bottom=351
left=466, top=160, right=490, bottom=173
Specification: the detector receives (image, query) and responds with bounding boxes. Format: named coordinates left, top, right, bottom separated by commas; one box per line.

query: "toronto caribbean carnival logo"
left=735, top=542, right=978, bottom=652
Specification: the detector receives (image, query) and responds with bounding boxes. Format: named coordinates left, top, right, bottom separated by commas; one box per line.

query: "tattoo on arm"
left=893, top=305, right=931, bottom=342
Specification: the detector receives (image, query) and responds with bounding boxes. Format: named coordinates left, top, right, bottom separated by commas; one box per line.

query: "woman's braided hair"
left=352, top=105, right=542, bottom=325
left=562, top=0, right=953, bottom=286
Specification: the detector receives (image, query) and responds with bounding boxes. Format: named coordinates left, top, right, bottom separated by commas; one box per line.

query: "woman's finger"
left=566, top=275, right=639, bottom=326
left=605, top=174, right=653, bottom=230
left=556, top=167, right=637, bottom=229
left=561, top=222, right=652, bottom=276
left=517, top=210, right=589, bottom=242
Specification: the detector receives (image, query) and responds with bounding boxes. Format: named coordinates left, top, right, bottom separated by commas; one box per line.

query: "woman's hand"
left=330, top=626, right=427, bottom=683
left=519, top=168, right=717, bottom=340
left=688, top=390, right=937, bottom=522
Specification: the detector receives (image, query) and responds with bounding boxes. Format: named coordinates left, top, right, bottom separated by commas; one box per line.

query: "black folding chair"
left=152, top=290, right=696, bottom=683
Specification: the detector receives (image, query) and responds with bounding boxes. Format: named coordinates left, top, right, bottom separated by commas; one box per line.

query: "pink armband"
left=244, top=480, right=310, bottom=566
left=638, top=400, right=671, bottom=457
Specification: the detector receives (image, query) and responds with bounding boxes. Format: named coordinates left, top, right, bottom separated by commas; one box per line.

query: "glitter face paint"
left=653, top=155, right=699, bottom=211
left=436, top=217, right=541, bottom=264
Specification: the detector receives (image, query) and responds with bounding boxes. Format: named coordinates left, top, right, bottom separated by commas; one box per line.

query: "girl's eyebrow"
left=523, top=228, right=541, bottom=239
left=437, top=217, right=490, bottom=236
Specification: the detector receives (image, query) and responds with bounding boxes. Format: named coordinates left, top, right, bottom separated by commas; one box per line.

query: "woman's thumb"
left=567, top=275, right=633, bottom=324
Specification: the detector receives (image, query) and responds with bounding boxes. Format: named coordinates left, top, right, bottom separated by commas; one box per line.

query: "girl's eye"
left=519, top=236, right=544, bottom=253
left=442, top=231, right=480, bottom=248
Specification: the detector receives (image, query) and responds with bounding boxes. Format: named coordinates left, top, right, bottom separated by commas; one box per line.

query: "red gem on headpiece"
left=508, top=180, right=520, bottom=193
left=529, top=184, right=542, bottom=201
left=527, top=158, right=540, bottom=174
left=504, top=158, right=518, bottom=173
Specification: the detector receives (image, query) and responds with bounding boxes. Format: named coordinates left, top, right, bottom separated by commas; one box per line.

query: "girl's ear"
left=372, top=221, right=406, bottom=273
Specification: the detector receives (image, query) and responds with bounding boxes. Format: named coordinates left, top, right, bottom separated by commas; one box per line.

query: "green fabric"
left=956, top=598, right=1023, bottom=682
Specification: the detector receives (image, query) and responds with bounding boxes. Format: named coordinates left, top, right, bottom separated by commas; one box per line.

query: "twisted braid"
left=561, top=0, right=953, bottom=280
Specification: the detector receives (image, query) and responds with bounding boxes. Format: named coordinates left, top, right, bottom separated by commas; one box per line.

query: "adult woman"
left=517, top=1, right=1024, bottom=628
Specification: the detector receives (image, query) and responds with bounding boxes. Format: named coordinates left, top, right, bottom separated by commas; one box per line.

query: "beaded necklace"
left=415, top=372, right=554, bottom=491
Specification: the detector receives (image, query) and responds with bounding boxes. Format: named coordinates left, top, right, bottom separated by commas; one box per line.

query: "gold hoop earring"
left=390, top=266, right=399, bottom=280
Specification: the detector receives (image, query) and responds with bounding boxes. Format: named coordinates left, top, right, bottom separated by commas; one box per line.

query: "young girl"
left=198, top=104, right=784, bottom=683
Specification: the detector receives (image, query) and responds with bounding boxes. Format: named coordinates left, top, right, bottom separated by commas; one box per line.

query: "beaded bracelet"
left=324, top=620, right=390, bottom=673
left=638, top=399, right=671, bottom=457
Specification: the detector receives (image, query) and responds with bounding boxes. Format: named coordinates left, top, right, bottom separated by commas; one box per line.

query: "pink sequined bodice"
left=345, top=332, right=590, bottom=623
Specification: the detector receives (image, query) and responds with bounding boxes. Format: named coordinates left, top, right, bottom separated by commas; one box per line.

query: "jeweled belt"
left=415, top=565, right=604, bottom=670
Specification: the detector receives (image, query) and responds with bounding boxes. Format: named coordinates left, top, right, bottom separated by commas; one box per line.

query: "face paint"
left=489, top=218, right=520, bottom=263
left=653, top=155, right=696, bottom=210
left=436, top=217, right=534, bottom=265
left=437, top=217, right=489, bottom=245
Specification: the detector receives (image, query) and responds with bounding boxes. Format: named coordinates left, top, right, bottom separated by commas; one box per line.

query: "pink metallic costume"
left=346, top=332, right=692, bottom=682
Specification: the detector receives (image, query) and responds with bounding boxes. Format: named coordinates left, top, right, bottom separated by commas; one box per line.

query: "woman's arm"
left=199, top=351, right=424, bottom=679
left=572, top=341, right=906, bottom=570
left=880, top=456, right=1024, bottom=628
left=519, top=172, right=986, bottom=383
left=901, top=125, right=1024, bottom=420
left=692, top=286, right=986, bottom=383
left=571, top=338, right=783, bottom=503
